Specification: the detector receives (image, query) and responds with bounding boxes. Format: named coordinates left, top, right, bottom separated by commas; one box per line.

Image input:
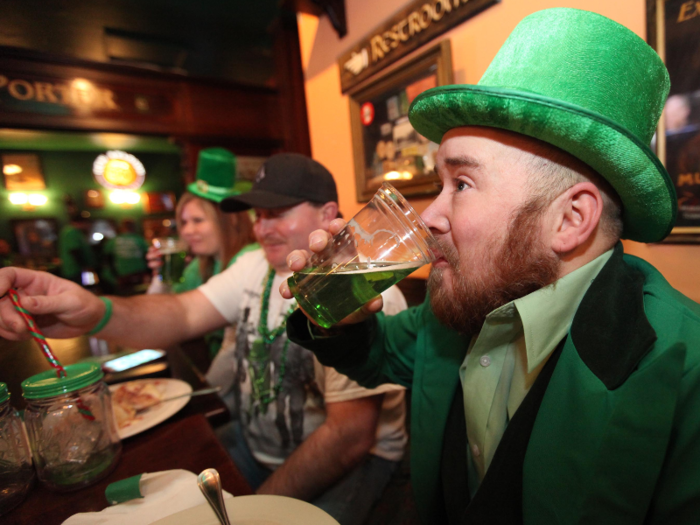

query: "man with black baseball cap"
left=221, top=153, right=338, bottom=212
left=0, top=153, right=407, bottom=525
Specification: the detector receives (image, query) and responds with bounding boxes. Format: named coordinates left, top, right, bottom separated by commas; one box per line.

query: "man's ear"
left=550, top=182, right=604, bottom=254
left=319, top=201, right=339, bottom=225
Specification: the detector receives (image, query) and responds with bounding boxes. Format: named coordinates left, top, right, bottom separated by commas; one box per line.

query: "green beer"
left=159, top=248, right=187, bottom=285
left=288, top=261, right=420, bottom=328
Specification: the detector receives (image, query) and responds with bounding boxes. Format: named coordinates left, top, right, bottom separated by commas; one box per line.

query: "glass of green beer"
left=288, top=182, right=438, bottom=328
left=152, top=237, right=188, bottom=286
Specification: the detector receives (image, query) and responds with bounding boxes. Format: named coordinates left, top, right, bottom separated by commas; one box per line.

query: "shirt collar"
left=512, top=249, right=613, bottom=373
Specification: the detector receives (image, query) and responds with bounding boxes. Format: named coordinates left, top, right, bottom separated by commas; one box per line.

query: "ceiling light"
left=28, top=194, right=48, bottom=206
left=9, top=193, right=28, bottom=205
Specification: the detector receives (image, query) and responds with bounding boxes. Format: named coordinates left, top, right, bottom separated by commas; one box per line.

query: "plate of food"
left=110, top=379, right=192, bottom=439
left=151, top=495, right=340, bottom=525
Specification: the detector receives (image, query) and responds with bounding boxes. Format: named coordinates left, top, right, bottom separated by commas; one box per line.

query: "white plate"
left=151, top=495, right=340, bottom=525
left=109, top=379, right=192, bottom=439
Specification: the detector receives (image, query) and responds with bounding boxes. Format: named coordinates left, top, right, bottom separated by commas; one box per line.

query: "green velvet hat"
left=409, top=8, right=675, bottom=242
left=187, top=147, right=251, bottom=203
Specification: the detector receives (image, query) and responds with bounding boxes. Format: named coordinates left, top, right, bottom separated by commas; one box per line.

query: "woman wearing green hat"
left=148, top=148, right=257, bottom=359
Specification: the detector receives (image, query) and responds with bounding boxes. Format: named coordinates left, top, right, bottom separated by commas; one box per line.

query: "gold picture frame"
left=648, top=0, right=700, bottom=242
left=349, top=40, right=453, bottom=202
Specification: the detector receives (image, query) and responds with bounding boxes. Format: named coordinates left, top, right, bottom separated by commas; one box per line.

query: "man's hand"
left=279, top=218, right=384, bottom=326
left=0, top=267, right=105, bottom=340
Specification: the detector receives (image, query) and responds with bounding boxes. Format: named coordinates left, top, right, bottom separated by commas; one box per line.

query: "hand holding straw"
left=8, top=288, right=95, bottom=421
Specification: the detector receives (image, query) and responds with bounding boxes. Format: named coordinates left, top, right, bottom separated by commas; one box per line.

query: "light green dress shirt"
left=461, top=249, right=613, bottom=493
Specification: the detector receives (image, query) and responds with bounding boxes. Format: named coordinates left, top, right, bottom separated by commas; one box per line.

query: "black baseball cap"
left=220, top=153, right=338, bottom=212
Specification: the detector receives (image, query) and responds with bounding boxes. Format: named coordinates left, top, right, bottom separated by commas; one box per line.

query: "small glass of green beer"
left=152, top=237, right=188, bottom=286
left=288, top=182, right=438, bottom=328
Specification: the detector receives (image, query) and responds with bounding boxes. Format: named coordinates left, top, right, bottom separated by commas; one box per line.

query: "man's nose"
left=421, top=195, right=450, bottom=235
left=255, top=217, right=274, bottom=236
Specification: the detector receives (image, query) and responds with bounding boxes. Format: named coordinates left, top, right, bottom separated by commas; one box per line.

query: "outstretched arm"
left=256, top=394, right=383, bottom=500
left=0, top=267, right=227, bottom=348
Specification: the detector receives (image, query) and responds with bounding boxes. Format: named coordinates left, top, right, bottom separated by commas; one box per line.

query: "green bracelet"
left=88, top=297, right=113, bottom=335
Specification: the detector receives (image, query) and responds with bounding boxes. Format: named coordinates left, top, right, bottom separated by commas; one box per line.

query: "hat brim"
left=220, top=189, right=306, bottom=212
left=409, top=85, right=677, bottom=243
left=187, top=181, right=251, bottom=203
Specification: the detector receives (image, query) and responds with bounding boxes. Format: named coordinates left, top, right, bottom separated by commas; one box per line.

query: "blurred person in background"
left=58, top=196, right=96, bottom=285
left=147, top=148, right=257, bottom=358
left=102, top=219, right=150, bottom=295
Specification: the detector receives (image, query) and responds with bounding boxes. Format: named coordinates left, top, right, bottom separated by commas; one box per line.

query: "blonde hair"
left=176, top=192, right=255, bottom=282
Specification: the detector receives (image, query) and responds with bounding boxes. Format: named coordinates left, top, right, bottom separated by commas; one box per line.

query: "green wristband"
left=88, top=297, right=113, bottom=335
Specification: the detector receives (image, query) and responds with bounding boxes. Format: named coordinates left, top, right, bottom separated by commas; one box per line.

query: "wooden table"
left=7, top=414, right=253, bottom=523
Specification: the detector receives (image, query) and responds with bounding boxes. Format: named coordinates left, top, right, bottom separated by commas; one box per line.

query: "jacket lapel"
left=522, top=244, right=685, bottom=524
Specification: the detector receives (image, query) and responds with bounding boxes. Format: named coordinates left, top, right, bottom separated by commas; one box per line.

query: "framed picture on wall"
left=647, top=0, right=700, bottom=242
left=143, top=192, right=176, bottom=214
left=2, top=153, right=46, bottom=191
left=349, top=40, right=453, bottom=202
left=85, top=189, right=105, bottom=209
left=12, top=218, right=58, bottom=259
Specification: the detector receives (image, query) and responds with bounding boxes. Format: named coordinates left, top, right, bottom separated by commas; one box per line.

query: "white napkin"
left=62, top=469, right=233, bottom=525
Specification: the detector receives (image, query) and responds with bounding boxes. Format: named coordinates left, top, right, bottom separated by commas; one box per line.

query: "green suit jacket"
left=288, top=244, right=700, bottom=524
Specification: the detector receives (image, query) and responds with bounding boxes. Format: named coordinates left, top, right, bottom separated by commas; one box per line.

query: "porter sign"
left=338, top=0, right=499, bottom=93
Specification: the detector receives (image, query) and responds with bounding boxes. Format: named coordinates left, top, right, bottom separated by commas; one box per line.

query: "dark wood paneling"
left=182, top=82, right=283, bottom=141
left=0, top=48, right=291, bottom=152
left=272, top=10, right=312, bottom=156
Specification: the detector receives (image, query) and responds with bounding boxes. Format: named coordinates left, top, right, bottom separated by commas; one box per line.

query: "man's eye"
left=456, top=180, right=469, bottom=191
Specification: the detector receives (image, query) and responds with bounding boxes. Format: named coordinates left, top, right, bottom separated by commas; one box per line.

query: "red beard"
left=428, top=200, right=560, bottom=335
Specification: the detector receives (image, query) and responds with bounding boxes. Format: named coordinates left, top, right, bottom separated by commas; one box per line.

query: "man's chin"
left=262, top=245, right=287, bottom=270
left=428, top=265, right=454, bottom=293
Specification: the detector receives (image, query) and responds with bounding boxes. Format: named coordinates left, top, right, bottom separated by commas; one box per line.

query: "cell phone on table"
left=102, top=349, right=166, bottom=373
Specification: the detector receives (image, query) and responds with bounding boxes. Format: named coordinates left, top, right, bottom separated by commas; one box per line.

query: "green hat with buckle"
left=187, top=148, right=251, bottom=203
left=409, top=8, right=676, bottom=243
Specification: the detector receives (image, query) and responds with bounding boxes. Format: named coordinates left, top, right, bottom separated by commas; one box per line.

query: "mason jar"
left=0, top=383, right=35, bottom=516
left=22, top=363, right=121, bottom=492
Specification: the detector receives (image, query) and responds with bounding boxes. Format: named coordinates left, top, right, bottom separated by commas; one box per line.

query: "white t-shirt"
left=200, top=249, right=408, bottom=468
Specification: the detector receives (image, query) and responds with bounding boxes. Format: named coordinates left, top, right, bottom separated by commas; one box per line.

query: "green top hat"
left=409, top=8, right=675, bottom=243
left=187, top=148, right=252, bottom=203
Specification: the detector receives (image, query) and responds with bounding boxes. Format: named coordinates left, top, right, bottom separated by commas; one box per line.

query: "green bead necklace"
left=252, top=267, right=296, bottom=409
left=258, top=267, right=296, bottom=344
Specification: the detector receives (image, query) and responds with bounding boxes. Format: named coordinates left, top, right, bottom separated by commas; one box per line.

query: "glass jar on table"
left=0, top=382, right=35, bottom=516
left=22, top=363, right=121, bottom=492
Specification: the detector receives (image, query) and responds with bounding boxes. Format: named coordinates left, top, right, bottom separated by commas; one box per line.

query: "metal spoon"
left=197, top=468, right=232, bottom=525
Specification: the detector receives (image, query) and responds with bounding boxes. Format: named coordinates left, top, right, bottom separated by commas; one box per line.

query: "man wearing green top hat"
left=281, top=8, right=700, bottom=525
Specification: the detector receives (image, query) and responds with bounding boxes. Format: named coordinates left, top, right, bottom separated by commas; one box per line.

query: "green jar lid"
left=0, top=383, right=9, bottom=404
left=22, top=363, right=104, bottom=400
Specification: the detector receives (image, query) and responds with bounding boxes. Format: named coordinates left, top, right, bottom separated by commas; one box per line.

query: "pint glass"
left=152, top=237, right=188, bottom=286
left=288, top=183, right=438, bottom=328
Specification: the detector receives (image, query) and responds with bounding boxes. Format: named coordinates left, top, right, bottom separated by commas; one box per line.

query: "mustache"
left=257, top=235, right=285, bottom=245
left=434, top=238, right=460, bottom=268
